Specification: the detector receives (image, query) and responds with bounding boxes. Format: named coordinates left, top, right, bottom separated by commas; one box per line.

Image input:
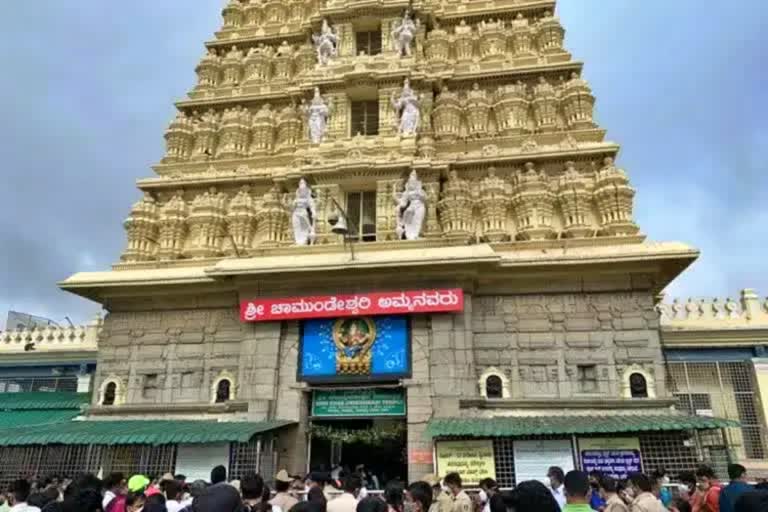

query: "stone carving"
left=187, top=187, right=229, bottom=257
left=478, top=18, right=506, bottom=60
left=157, top=192, right=188, bottom=260
left=424, top=21, right=450, bottom=62
left=532, top=77, right=558, bottom=131
left=216, top=106, right=251, bottom=159
left=250, top=103, right=276, bottom=153
left=394, top=170, right=427, bottom=240
left=276, top=103, right=302, bottom=149
left=511, top=162, right=556, bottom=240
left=391, top=79, right=420, bottom=136
left=227, top=186, right=257, bottom=254
left=494, top=81, right=529, bottom=135
left=291, top=178, right=317, bottom=246
left=123, top=193, right=158, bottom=262
left=511, top=13, right=534, bottom=56
left=312, top=18, right=338, bottom=66
left=195, top=49, right=220, bottom=89
left=465, top=83, right=490, bottom=137
left=391, top=8, right=419, bottom=57
left=432, top=86, right=462, bottom=140
left=593, top=157, right=639, bottom=236
left=303, top=88, right=332, bottom=144
left=437, top=170, right=473, bottom=240
left=256, top=185, right=289, bottom=246
left=557, top=162, right=594, bottom=238
left=191, top=109, right=220, bottom=161
left=537, top=11, right=565, bottom=53
left=163, top=111, right=195, bottom=162
left=454, top=19, right=474, bottom=61
left=243, top=44, right=273, bottom=82
left=478, top=167, right=509, bottom=242
left=561, top=72, right=595, bottom=129
left=221, top=46, right=244, bottom=86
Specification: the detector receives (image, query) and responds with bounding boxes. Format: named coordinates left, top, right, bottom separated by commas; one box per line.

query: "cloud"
left=0, top=0, right=765, bottom=328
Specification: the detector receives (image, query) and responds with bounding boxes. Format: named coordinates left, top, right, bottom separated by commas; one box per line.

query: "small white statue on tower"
left=393, top=170, right=427, bottom=240
left=391, top=8, right=419, bottom=57
left=391, top=78, right=421, bottom=136
left=291, top=178, right=317, bottom=246
left=302, top=87, right=333, bottom=144
left=312, top=18, right=338, bottom=66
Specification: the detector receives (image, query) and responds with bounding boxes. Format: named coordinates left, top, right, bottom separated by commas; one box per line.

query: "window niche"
left=478, top=367, right=510, bottom=399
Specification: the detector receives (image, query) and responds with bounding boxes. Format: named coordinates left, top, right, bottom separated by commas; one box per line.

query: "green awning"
left=426, top=414, right=740, bottom=438
left=0, top=419, right=295, bottom=446
left=0, top=392, right=90, bottom=410
left=0, top=410, right=81, bottom=429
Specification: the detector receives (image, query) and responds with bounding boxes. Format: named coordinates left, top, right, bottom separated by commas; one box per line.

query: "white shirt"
left=166, top=500, right=185, bottom=512
left=327, top=493, right=358, bottom=512
left=550, top=485, right=566, bottom=510
left=103, top=491, right=116, bottom=510
left=10, top=504, right=41, bottom=512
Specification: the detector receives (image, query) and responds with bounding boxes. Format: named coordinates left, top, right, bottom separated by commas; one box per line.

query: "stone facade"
left=61, top=0, right=708, bottom=480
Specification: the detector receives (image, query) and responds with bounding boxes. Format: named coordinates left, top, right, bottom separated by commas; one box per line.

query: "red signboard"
left=240, top=289, right=464, bottom=322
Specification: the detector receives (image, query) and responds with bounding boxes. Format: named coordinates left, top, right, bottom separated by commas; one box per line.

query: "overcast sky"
left=0, top=1, right=765, bottom=328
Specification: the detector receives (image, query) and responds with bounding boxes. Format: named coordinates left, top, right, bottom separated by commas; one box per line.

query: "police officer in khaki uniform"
left=444, top=473, right=472, bottom=512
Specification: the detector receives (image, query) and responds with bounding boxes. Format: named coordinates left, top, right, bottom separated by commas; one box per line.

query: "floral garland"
left=310, top=423, right=406, bottom=445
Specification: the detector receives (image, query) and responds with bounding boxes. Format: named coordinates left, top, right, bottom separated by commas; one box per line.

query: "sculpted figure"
left=291, top=178, right=317, bottom=245
left=312, top=18, right=338, bottom=66
left=391, top=8, right=419, bottom=57
left=302, top=87, right=332, bottom=144
left=391, top=78, right=421, bottom=135
left=394, top=170, right=427, bottom=240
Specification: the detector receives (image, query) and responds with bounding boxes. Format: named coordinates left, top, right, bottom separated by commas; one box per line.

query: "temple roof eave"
left=59, top=241, right=698, bottom=304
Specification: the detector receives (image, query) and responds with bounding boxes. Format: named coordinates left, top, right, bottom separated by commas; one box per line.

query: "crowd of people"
left=1, top=463, right=766, bottom=512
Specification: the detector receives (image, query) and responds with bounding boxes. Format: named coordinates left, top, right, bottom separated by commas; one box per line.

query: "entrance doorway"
left=309, top=418, right=407, bottom=486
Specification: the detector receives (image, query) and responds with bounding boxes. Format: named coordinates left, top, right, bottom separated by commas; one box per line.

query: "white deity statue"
left=302, top=87, right=332, bottom=144
left=291, top=178, right=317, bottom=245
left=393, top=170, right=427, bottom=240
left=312, top=18, right=338, bottom=66
left=391, top=8, right=419, bottom=57
left=391, top=78, right=421, bottom=136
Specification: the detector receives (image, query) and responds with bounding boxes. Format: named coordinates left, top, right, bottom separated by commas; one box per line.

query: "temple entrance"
left=308, top=418, right=407, bottom=487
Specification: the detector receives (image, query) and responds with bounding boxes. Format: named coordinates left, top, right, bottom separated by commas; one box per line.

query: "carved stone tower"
left=61, top=0, right=731, bottom=483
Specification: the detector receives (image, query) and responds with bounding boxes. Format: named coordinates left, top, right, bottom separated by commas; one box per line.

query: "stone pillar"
left=381, top=18, right=397, bottom=57
left=313, top=184, right=343, bottom=244
left=336, top=23, right=355, bottom=57
left=327, top=93, right=349, bottom=140
left=408, top=314, right=435, bottom=482
left=77, top=373, right=92, bottom=393
left=238, top=322, right=283, bottom=420
left=378, top=86, right=399, bottom=136
left=376, top=178, right=400, bottom=241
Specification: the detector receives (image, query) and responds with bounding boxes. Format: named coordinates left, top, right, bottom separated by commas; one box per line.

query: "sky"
left=0, top=1, right=766, bottom=328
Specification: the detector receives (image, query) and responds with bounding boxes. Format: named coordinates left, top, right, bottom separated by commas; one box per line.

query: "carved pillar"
left=327, top=93, right=348, bottom=140
left=376, top=179, right=401, bottom=241
left=423, top=180, right=441, bottom=238
left=381, top=18, right=398, bottom=56
left=379, top=86, right=399, bottom=136
left=336, top=23, right=355, bottom=57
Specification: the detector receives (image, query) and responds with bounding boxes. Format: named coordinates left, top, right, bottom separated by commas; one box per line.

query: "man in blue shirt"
left=719, top=463, right=753, bottom=512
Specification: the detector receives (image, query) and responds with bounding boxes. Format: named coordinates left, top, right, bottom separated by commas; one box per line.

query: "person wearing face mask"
left=442, top=474, right=471, bottom=512
left=420, top=476, right=450, bottom=512
left=626, top=473, right=665, bottom=512
left=546, top=467, right=567, bottom=511
left=650, top=469, right=672, bottom=509
left=694, top=466, right=722, bottom=512
left=478, top=479, right=497, bottom=512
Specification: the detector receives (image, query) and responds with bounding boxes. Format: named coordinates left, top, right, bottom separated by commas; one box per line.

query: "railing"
left=0, top=317, right=101, bottom=354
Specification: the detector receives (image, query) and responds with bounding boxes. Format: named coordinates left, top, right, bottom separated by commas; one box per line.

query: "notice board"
left=435, top=440, right=496, bottom=484
left=513, top=439, right=574, bottom=484
left=175, top=443, right=230, bottom=482
left=578, top=437, right=642, bottom=480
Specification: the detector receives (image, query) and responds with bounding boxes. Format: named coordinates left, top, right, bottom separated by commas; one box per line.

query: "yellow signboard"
left=435, top=440, right=496, bottom=484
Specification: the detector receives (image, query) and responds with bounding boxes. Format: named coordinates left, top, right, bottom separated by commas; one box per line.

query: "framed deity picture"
left=298, top=315, right=411, bottom=382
